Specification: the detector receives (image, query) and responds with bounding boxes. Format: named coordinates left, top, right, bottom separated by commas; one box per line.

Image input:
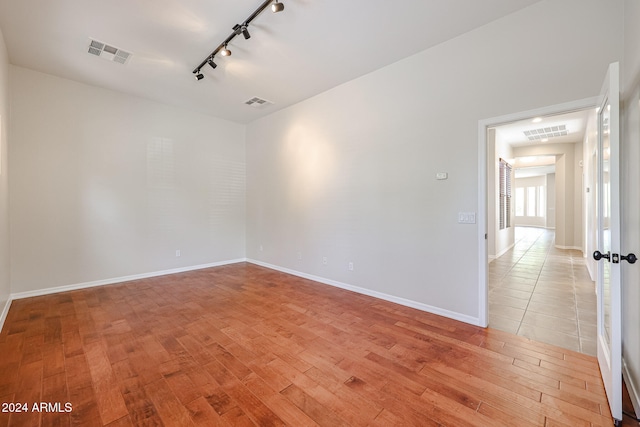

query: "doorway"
left=477, top=99, right=600, bottom=355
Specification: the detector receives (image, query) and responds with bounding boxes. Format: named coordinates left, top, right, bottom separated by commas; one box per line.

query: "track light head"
left=271, top=1, right=284, bottom=13
left=195, top=73, right=204, bottom=81
left=220, top=44, right=231, bottom=56
left=207, top=57, right=217, bottom=69
left=242, top=26, right=251, bottom=40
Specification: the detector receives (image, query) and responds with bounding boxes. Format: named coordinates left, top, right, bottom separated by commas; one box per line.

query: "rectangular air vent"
left=88, top=39, right=132, bottom=65
left=523, top=124, right=568, bottom=141
left=244, top=97, right=273, bottom=108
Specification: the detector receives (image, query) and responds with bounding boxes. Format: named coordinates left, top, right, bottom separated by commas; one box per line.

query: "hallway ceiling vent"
left=244, top=97, right=273, bottom=108
left=87, top=39, right=132, bottom=65
left=523, top=125, right=568, bottom=141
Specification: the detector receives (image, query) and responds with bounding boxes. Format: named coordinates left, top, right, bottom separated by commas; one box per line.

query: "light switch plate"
left=458, top=212, right=476, bottom=224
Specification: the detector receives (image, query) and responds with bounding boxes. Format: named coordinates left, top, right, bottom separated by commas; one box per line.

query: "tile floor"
left=489, top=227, right=597, bottom=355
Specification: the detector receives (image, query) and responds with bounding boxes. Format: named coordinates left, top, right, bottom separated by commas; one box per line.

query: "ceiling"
left=0, top=0, right=542, bottom=123
left=494, top=109, right=592, bottom=148
left=495, top=108, right=593, bottom=177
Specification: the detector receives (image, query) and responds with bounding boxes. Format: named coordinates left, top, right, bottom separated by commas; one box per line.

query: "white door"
left=593, top=62, right=624, bottom=424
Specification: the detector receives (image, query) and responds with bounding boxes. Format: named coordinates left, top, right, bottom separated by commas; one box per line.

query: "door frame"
left=477, top=96, right=598, bottom=327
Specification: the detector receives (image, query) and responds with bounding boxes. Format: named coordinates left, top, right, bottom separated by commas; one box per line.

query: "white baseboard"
left=496, top=243, right=515, bottom=259
left=623, top=358, right=640, bottom=418
left=554, top=245, right=583, bottom=251
left=0, top=296, right=12, bottom=334
left=246, top=259, right=481, bottom=326
left=488, top=242, right=515, bottom=263
left=586, top=260, right=596, bottom=282
left=10, top=259, right=247, bottom=301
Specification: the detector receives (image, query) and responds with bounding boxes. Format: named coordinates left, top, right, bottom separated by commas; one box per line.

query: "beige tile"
left=521, top=311, right=578, bottom=336
left=490, top=294, right=530, bottom=310
left=579, top=323, right=597, bottom=341
left=517, top=324, right=581, bottom=352
left=578, top=309, right=597, bottom=325
left=489, top=304, right=525, bottom=322
left=529, top=293, right=575, bottom=308
left=488, top=314, right=521, bottom=334
left=493, top=282, right=535, bottom=293
left=490, top=288, right=532, bottom=301
left=580, top=338, right=597, bottom=356
left=526, top=300, right=576, bottom=320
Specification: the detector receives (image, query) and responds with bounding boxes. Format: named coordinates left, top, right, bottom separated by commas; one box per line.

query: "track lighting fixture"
left=271, top=1, right=284, bottom=13
left=192, top=0, right=285, bottom=80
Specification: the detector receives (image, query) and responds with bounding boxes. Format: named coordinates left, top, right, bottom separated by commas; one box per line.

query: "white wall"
left=622, top=0, right=640, bottom=414
left=246, top=0, right=624, bottom=323
left=9, top=67, right=246, bottom=294
left=0, top=25, right=10, bottom=322
left=574, top=141, right=584, bottom=252
left=546, top=173, right=556, bottom=229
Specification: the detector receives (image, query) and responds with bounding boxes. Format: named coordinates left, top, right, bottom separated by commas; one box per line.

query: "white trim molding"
left=247, top=259, right=481, bottom=326
left=0, top=296, right=12, bottom=335
left=10, top=259, right=247, bottom=301
left=554, top=245, right=584, bottom=251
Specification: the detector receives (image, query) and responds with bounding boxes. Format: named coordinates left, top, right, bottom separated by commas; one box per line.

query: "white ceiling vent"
left=523, top=124, right=568, bottom=141
left=244, top=97, right=273, bottom=108
left=88, top=39, right=132, bottom=64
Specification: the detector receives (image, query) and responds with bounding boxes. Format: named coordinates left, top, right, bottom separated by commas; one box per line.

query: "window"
left=499, top=158, right=512, bottom=229
left=527, top=187, right=536, bottom=217
left=515, top=187, right=524, bottom=216
left=537, top=186, right=545, bottom=217
left=516, top=184, right=546, bottom=218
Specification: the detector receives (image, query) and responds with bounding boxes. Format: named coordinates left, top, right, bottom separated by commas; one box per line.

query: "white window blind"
left=499, top=158, right=512, bottom=230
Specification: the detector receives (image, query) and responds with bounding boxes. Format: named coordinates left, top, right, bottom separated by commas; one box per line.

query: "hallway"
left=488, top=227, right=597, bottom=355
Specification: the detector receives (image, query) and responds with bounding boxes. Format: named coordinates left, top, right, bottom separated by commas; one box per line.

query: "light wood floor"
left=0, top=262, right=624, bottom=426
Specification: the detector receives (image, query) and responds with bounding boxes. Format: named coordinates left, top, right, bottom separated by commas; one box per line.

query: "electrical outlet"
left=348, top=262, right=354, bottom=271
left=322, top=256, right=327, bottom=265
left=175, top=250, right=181, bottom=257
left=297, top=251, right=302, bottom=260
left=260, top=245, right=263, bottom=252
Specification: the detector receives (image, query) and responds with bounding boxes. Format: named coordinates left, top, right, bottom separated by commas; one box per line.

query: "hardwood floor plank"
left=242, top=373, right=318, bottom=427
left=280, top=384, right=348, bottom=427
left=0, top=263, right=618, bottom=426
left=84, top=340, right=129, bottom=425
left=184, top=396, right=225, bottom=426
left=513, top=358, right=587, bottom=389
left=12, top=360, right=43, bottom=427
left=117, top=376, right=162, bottom=426
left=143, top=378, right=195, bottom=426
left=41, top=372, right=71, bottom=427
